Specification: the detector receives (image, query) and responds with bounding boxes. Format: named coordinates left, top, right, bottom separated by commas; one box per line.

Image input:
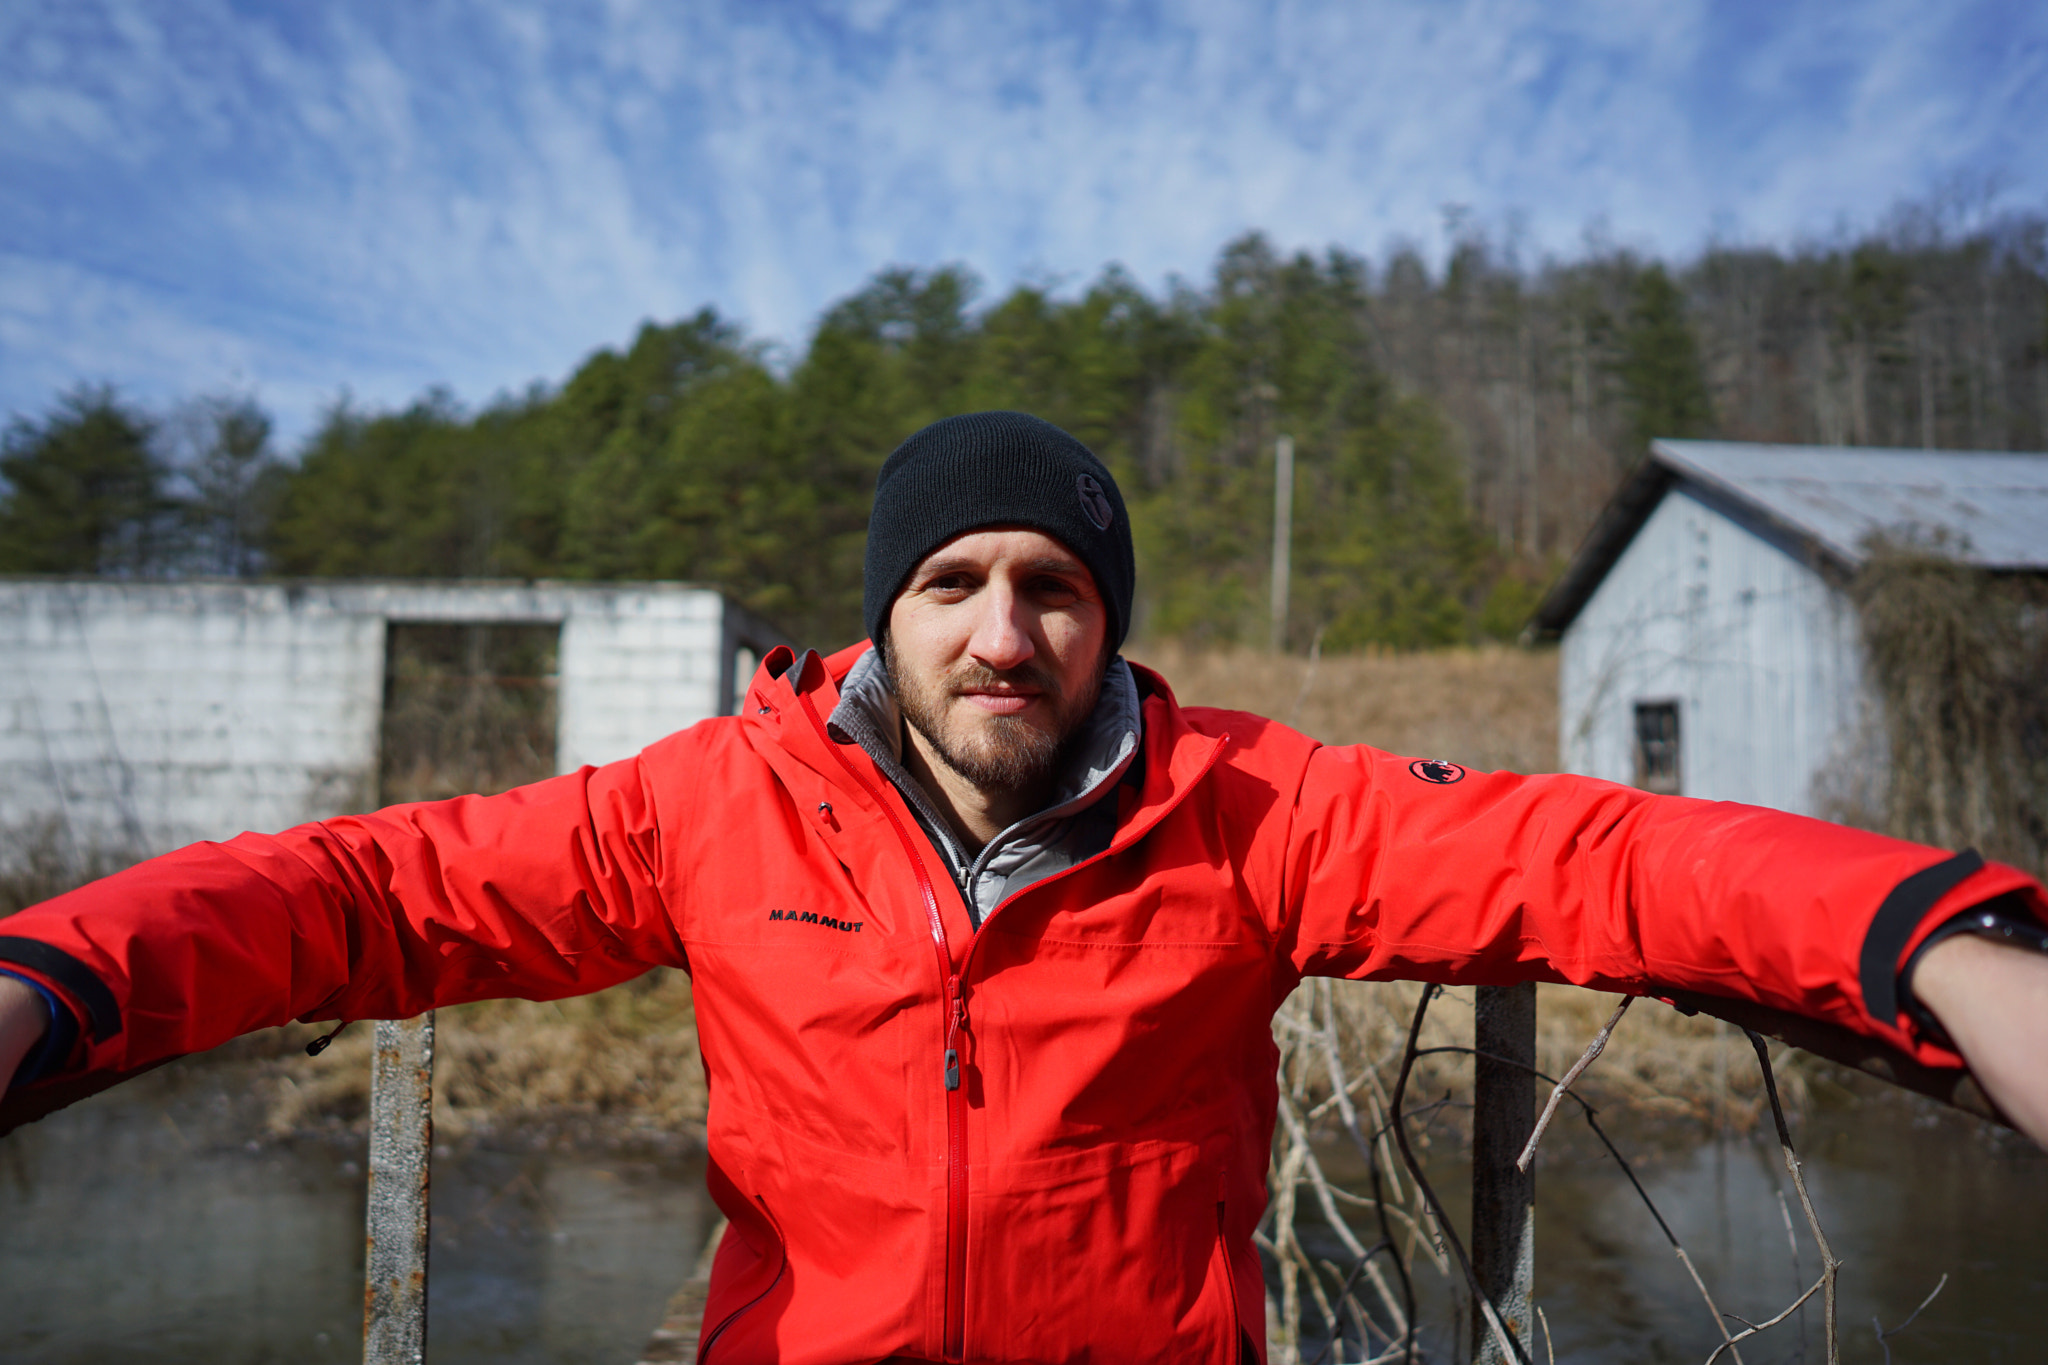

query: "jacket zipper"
left=796, top=678, right=1230, bottom=1364
left=797, top=689, right=970, bottom=1363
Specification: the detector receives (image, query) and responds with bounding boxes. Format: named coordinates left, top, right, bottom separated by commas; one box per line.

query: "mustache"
left=943, top=660, right=1062, bottom=697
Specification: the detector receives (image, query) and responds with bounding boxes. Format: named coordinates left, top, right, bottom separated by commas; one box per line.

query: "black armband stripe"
left=1858, top=848, right=1984, bottom=1028
left=0, top=938, right=122, bottom=1042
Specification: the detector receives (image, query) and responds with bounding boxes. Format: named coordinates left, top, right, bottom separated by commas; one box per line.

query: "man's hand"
left=0, top=973, right=49, bottom=1091
left=1913, top=934, right=2048, bottom=1146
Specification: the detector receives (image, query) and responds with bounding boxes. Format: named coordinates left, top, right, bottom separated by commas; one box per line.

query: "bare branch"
left=1516, top=995, right=1631, bottom=1172
left=1674, top=1248, right=1746, bottom=1365
left=1316, top=1255, right=1396, bottom=1354
left=1873, top=1273, right=1948, bottom=1365
left=1744, top=1028, right=1842, bottom=1365
left=1425, top=1039, right=1749, bottom=1363
left=1388, top=985, right=1531, bottom=1365
left=1278, top=1091, right=1373, bottom=1260
left=1701, top=1275, right=1827, bottom=1365
left=1296, top=983, right=1419, bottom=1342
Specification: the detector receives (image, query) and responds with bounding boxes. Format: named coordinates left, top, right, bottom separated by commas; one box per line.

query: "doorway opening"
left=379, top=622, right=561, bottom=805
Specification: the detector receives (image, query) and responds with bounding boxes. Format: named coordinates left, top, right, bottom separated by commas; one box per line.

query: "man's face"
left=884, top=528, right=1110, bottom=795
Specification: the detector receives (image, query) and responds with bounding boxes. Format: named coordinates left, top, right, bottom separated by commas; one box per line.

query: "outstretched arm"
left=0, top=742, right=698, bottom=1108
left=1278, top=743, right=2048, bottom=1144
left=1912, top=936, right=2048, bottom=1144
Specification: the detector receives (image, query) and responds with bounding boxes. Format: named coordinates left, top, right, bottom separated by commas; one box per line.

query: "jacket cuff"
left=1858, top=849, right=1985, bottom=1030
left=1857, top=851, right=2048, bottom=1059
left=0, top=969, right=80, bottom=1087
left=0, top=937, right=122, bottom=1044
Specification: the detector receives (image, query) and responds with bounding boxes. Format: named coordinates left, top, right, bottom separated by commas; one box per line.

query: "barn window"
left=1633, top=701, right=1682, bottom=795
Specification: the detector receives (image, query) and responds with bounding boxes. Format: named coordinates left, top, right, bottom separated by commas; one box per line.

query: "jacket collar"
left=1110, top=662, right=1230, bottom=855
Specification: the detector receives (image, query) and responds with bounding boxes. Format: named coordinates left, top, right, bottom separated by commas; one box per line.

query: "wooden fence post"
left=1473, top=983, right=1535, bottom=1364
left=363, top=1014, right=435, bottom=1365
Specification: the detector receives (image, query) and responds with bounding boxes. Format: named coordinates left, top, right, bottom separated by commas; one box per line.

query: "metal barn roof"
left=1531, top=440, right=2048, bottom=636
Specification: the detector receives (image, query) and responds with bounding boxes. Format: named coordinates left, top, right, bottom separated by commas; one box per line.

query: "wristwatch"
left=1899, top=892, right=2048, bottom=1050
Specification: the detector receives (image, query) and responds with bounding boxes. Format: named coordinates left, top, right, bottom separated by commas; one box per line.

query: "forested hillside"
left=5, top=209, right=2045, bottom=651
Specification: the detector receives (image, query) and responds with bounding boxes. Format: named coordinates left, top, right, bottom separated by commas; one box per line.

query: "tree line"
left=5, top=205, right=2044, bottom=651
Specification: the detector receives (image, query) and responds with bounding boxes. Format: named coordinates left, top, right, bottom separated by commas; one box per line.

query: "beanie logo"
left=1076, top=473, right=1114, bottom=531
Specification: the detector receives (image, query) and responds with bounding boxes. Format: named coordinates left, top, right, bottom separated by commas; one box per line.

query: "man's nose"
left=967, top=585, right=1036, bottom=669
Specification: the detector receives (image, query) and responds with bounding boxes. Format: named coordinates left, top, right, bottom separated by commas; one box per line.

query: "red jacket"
left=2, top=643, right=2040, bottom=1363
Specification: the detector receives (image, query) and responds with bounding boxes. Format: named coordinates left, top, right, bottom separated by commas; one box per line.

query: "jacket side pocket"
left=698, top=1194, right=786, bottom=1363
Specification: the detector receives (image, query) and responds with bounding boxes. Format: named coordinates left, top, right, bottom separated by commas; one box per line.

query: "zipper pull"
left=943, top=973, right=966, bottom=1091
left=304, top=1021, right=351, bottom=1056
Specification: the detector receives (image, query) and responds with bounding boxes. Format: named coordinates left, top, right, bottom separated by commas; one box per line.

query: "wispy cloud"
left=1, top=0, right=2041, bottom=443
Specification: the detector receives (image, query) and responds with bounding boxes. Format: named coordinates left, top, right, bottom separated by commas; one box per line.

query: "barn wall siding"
left=1558, top=488, right=1868, bottom=815
left=0, top=580, right=736, bottom=866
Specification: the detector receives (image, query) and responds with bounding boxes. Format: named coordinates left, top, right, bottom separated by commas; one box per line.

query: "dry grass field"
left=244, top=643, right=1789, bottom=1144
left=1125, top=641, right=1560, bottom=773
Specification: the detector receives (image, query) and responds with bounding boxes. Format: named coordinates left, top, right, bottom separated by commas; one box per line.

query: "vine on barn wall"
left=1839, top=536, right=2048, bottom=877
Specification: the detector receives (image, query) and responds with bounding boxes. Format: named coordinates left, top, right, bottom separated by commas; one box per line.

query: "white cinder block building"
left=1531, top=441, right=2048, bottom=815
left=0, top=579, right=786, bottom=865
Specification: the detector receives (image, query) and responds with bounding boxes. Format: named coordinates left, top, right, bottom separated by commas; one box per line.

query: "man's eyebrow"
left=911, top=556, right=982, bottom=580
left=1022, top=556, right=1088, bottom=576
left=911, top=555, right=1089, bottom=579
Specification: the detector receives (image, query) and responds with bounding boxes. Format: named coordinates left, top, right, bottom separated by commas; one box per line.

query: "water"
left=1305, top=1086, right=2048, bottom=1364
left=0, top=1066, right=713, bottom=1365
left=1529, top=1118, right=2048, bottom=1365
left=2, top=1067, right=2042, bottom=1363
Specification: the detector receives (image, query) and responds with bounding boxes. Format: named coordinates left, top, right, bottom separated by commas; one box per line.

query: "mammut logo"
left=1076, top=473, right=1114, bottom=531
left=1408, top=758, right=1466, bottom=785
left=768, top=908, right=864, bottom=934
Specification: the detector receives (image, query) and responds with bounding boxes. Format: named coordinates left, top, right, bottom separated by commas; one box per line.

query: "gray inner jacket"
left=826, top=647, right=1144, bottom=926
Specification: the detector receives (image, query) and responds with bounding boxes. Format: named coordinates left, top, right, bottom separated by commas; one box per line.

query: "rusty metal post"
left=1473, top=983, right=1535, bottom=1364
left=364, top=1013, right=434, bottom=1365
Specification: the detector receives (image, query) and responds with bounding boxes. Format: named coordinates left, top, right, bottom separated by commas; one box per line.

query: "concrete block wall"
left=556, top=590, right=724, bottom=773
left=0, top=579, right=775, bottom=867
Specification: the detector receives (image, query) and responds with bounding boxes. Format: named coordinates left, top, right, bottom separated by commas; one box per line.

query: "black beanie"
left=862, top=411, right=1136, bottom=652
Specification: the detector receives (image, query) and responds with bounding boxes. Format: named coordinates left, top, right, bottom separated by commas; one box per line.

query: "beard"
left=885, top=644, right=1104, bottom=796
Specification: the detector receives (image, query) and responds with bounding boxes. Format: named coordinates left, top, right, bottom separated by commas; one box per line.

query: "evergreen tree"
left=0, top=386, right=170, bottom=574
left=1616, top=264, right=1714, bottom=452
left=265, top=391, right=479, bottom=576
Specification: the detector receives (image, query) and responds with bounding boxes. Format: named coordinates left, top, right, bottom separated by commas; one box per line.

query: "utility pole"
left=1269, top=433, right=1293, bottom=653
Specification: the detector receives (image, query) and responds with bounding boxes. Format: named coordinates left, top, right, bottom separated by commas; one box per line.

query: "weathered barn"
left=0, top=579, right=786, bottom=869
left=1530, top=441, right=2048, bottom=815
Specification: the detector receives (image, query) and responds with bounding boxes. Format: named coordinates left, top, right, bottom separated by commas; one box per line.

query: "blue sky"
left=3, top=0, right=2043, bottom=446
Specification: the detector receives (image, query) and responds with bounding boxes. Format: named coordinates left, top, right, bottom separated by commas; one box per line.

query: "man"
left=2, top=411, right=2045, bottom=1364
